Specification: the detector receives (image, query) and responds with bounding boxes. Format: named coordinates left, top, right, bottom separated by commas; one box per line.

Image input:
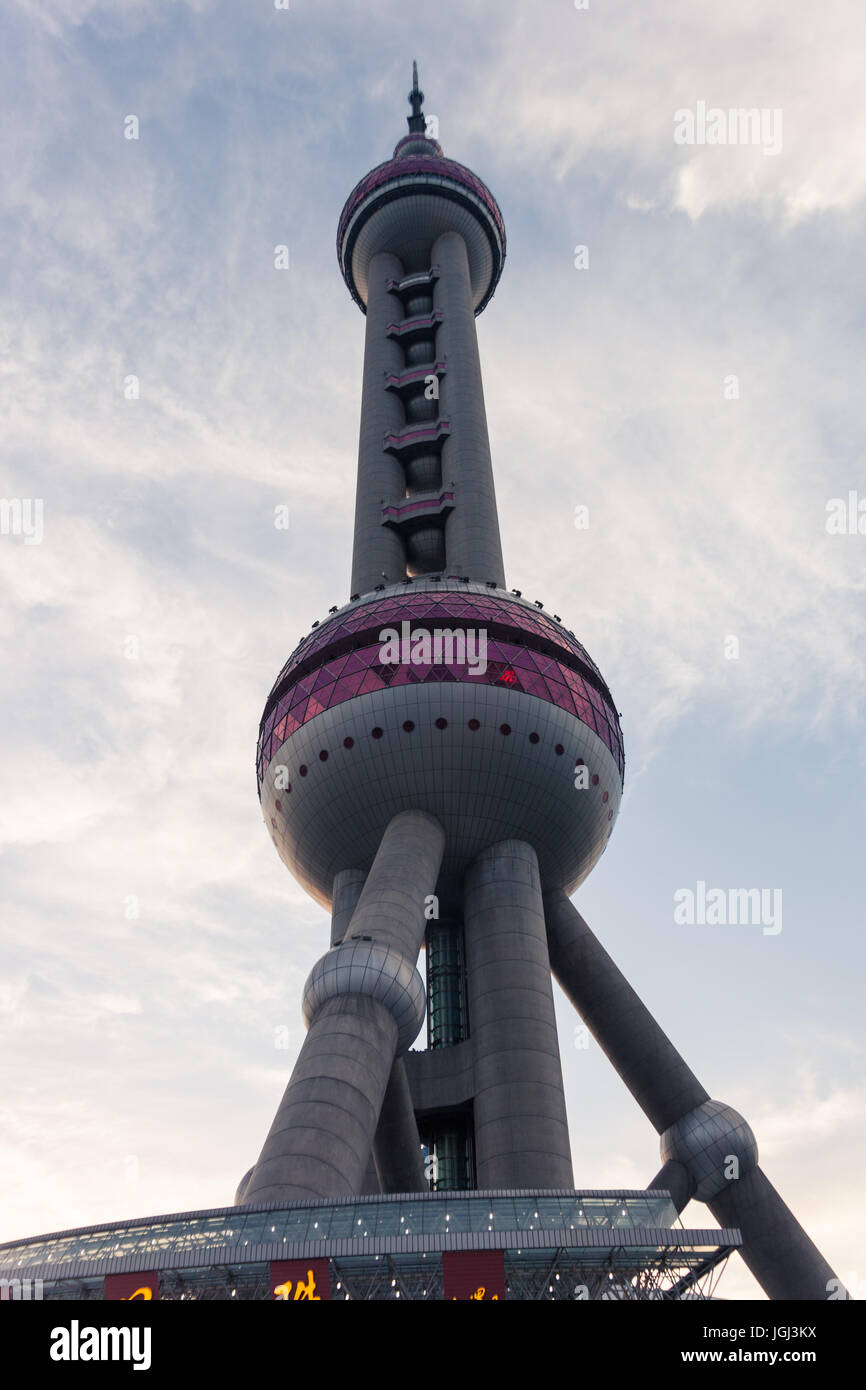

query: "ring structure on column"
left=302, top=939, right=426, bottom=1055
left=660, top=1100, right=758, bottom=1201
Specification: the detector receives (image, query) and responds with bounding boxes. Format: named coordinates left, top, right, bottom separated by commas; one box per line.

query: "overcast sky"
left=1, top=0, right=864, bottom=1300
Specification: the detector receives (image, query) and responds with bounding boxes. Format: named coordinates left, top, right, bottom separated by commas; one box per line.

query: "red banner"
left=269, top=1259, right=330, bottom=1301
left=443, top=1250, right=505, bottom=1301
left=104, top=1270, right=160, bottom=1301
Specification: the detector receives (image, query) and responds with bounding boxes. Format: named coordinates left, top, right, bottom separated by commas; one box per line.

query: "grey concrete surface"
left=464, top=841, right=573, bottom=1188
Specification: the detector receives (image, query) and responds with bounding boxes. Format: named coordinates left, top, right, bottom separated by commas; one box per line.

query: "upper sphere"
left=257, top=580, right=624, bottom=909
left=337, top=133, right=506, bottom=315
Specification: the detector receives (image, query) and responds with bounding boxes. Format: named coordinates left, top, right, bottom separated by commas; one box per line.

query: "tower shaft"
left=351, top=235, right=504, bottom=594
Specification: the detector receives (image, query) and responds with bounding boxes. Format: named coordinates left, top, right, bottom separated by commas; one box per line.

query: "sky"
left=1, top=0, right=864, bottom=1301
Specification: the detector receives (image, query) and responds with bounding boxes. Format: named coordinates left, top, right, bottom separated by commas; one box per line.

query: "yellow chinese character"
left=293, top=1271, right=321, bottom=1301
left=273, top=1270, right=321, bottom=1301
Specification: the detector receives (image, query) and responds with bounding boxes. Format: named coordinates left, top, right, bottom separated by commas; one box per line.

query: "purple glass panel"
left=338, top=152, right=506, bottom=252
left=357, top=670, right=384, bottom=696
left=269, top=591, right=610, bottom=696
left=495, top=642, right=523, bottom=665
left=259, top=615, right=624, bottom=790
left=371, top=662, right=397, bottom=686
left=332, top=675, right=363, bottom=702
left=516, top=671, right=545, bottom=699
left=311, top=680, right=337, bottom=707
left=290, top=697, right=309, bottom=725
left=312, top=668, right=337, bottom=693
left=511, top=648, right=539, bottom=670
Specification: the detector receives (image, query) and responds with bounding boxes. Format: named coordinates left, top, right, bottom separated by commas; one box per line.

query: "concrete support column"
left=432, top=231, right=505, bottom=587
left=241, top=811, right=444, bottom=1204
left=463, top=841, right=573, bottom=1189
left=350, top=251, right=409, bottom=596
left=544, top=891, right=708, bottom=1132
left=330, top=868, right=366, bottom=946
left=372, top=1058, right=427, bottom=1193
left=331, top=873, right=425, bottom=1190
left=647, top=1158, right=694, bottom=1215
left=709, top=1166, right=845, bottom=1301
left=359, top=1150, right=382, bottom=1195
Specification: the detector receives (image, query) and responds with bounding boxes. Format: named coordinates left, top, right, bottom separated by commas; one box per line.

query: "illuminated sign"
left=442, top=1251, right=506, bottom=1301
left=104, top=1271, right=159, bottom=1301
left=269, top=1259, right=330, bottom=1301
left=490, top=661, right=523, bottom=690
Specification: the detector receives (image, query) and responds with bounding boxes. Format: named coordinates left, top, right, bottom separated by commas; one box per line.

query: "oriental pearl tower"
left=237, top=66, right=844, bottom=1301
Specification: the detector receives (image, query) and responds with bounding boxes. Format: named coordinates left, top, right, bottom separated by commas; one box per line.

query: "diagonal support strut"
left=543, top=890, right=847, bottom=1300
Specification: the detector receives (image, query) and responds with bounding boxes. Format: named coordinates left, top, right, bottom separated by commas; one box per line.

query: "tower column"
left=330, top=868, right=367, bottom=946
left=241, top=811, right=444, bottom=1203
left=432, top=230, right=505, bottom=587
left=463, top=840, right=573, bottom=1188
left=543, top=890, right=708, bottom=1131
left=350, top=251, right=409, bottom=597
left=372, top=1058, right=427, bottom=1192
left=647, top=1158, right=694, bottom=1214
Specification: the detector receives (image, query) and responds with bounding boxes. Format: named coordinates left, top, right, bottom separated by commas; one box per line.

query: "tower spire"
left=407, top=59, right=425, bottom=133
